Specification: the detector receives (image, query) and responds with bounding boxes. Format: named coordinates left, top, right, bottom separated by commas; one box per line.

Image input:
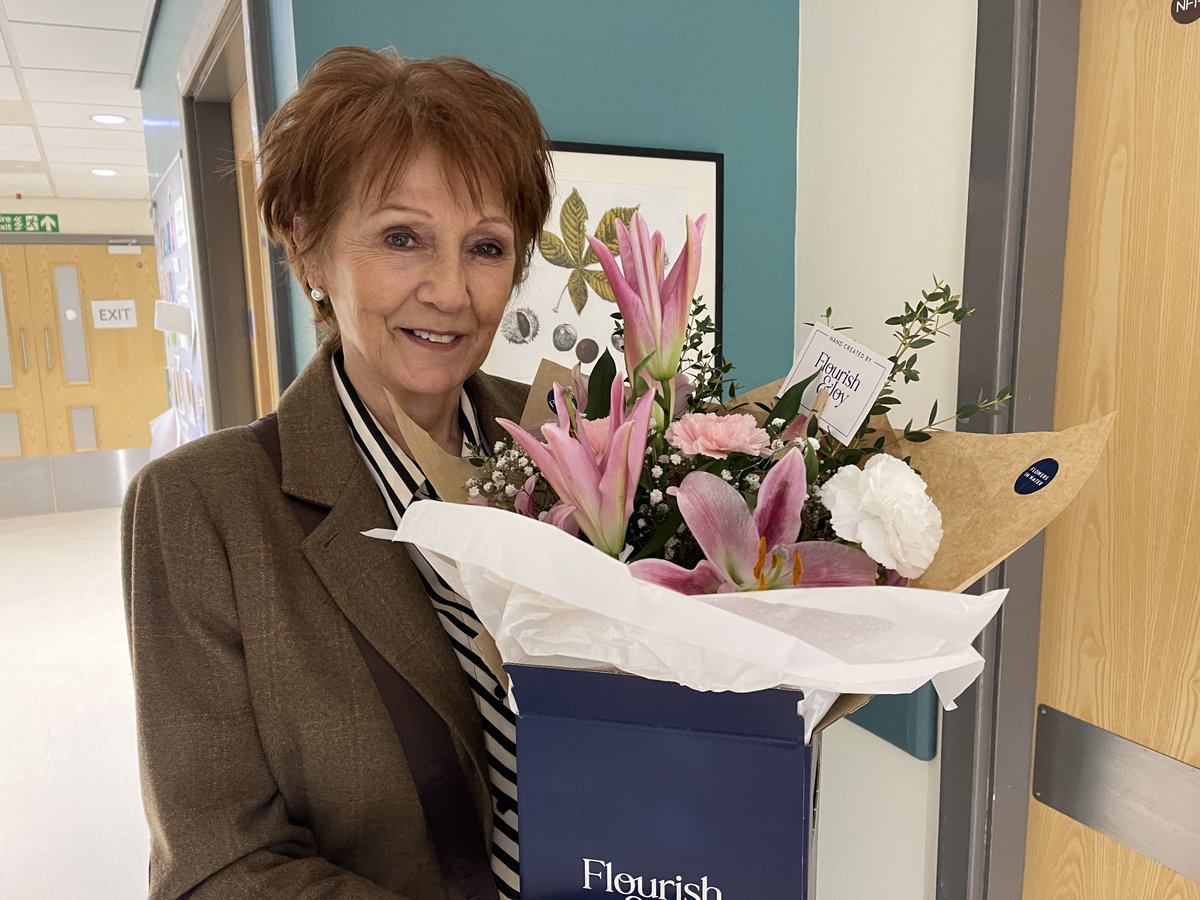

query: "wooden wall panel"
left=1025, top=802, right=1200, bottom=899
left=1037, top=0, right=1200, bottom=762
left=1025, top=0, right=1200, bottom=893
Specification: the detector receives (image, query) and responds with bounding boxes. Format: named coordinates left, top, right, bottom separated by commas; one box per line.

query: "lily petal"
left=661, top=214, right=707, bottom=308
left=669, top=470, right=760, bottom=585
left=753, top=447, right=808, bottom=550
left=630, top=557, right=730, bottom=595
left=545, top=501, right=581, bottom=537
left=784, top=541, right=878, bottom=587
left=514, top=475, right=538, bottom=518
left=659, top=215, right=707, bottom=360
left=587, top=232, right=656, bottom=371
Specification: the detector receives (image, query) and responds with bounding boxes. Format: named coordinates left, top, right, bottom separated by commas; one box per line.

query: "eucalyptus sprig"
left=680, top=296, right=735, bottom=408
left=852, top=278, right=1011, bottom=450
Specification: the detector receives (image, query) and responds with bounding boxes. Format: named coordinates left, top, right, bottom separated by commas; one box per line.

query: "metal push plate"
left=1032, top=704, right=1200, bottom=883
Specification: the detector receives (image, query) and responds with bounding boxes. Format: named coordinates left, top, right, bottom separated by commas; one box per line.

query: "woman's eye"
left=474, top=241, right=505, bottom=258
left=386, top=231, right=414, bottom=249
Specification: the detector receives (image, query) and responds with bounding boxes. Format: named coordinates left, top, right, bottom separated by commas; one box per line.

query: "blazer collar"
left=276, top=342, right=527, bottom=505
left=274, top=341, right=529, bottom=824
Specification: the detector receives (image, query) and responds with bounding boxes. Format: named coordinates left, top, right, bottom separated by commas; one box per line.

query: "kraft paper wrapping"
left=375, top=365, right=1114, bottom=735
left=907, top=412, right=1116, bottom=593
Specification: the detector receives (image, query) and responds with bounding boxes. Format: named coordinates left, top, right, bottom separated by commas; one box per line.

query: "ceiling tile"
left=9, top=23, right=141, bottom=75
left=32, top=101, right=142, bottom=130
left=0, top=146, right=42, bottom=162
left=42, top=145, right=146, bottom=166
left=49, top=161, right=148, bottom=181
left=0, top=124, right=37, bottom=146
left=0, top=99, right=33, bottom=124
left=21, top=69, right=140, bottom=106
left=0, top=68, right=18, bottom=102
left=51, top=174, right=149, bottom=200
left=0, top=160, right=45, bottom=175
left=3, top=0, right=152, bottom=33
left=0, top=174, right=53, bottom=197
left=39, top=126, right=144, bottom=151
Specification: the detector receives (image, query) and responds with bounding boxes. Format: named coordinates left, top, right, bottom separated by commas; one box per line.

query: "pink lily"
left=499, top=375, right=654, bottom=557
left=587, top=212, right=707, bottom=384
left=513, top=475, right=538, bottom=518
left=630, top=448, right=878, bottom=594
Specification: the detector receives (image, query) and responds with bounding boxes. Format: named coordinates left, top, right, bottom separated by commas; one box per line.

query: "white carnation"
left=818, top=453, right=943, bottom=578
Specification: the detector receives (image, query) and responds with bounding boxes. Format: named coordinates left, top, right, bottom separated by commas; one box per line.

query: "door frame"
left=935, top=2, right=1081, bottom=897
left=171, top=0, right=279, bottom=429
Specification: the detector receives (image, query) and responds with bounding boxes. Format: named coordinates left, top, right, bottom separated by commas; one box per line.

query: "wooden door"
left=0, top=245, right=48, bottom=458
left=230, top=81, right=279, bottom=417
left=1023, top=1, right=1200, bottom=897
left=24, top=244, right=167, bottom=454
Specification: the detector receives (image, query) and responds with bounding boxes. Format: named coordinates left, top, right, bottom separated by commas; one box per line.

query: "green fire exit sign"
left=0, top=213, right=60, bottom=233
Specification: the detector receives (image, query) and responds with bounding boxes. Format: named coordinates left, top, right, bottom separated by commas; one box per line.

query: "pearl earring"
left=310, top=287, right=327, bottom=302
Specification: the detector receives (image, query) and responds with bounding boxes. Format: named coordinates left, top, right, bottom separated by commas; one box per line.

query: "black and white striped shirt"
left=331, top=351, right=520, bottom=899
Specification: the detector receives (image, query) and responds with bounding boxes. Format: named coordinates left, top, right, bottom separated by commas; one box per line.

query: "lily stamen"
left=792, top=550, right=804, bottom=586
left=753, top=535, right=768, bottom=582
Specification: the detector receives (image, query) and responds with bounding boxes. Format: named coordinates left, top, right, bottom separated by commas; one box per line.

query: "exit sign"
left=0, top=213, right=60, bottom=233
left=92, top=299, right=138, bottom=329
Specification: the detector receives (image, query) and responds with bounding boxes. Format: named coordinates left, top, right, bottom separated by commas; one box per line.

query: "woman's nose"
left=416, top=250, right=470, bottom=313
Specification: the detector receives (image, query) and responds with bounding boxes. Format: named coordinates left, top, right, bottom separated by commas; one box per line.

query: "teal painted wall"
left=139, top=0, right=201, bottom=190
left=288, top=0, right=799, bottom=388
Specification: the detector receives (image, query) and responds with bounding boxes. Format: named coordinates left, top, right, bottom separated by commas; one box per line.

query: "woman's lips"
left=402, top=327, right=463, bottom=348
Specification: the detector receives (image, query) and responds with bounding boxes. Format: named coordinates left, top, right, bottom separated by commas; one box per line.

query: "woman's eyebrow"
left=476, top=215, right=514, bottom=229
left=367, top=206, right=512, bottom=229
left=371, top=204, right=431, bottom=219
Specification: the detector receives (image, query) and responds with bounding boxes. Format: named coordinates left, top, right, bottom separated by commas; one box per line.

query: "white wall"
left=797, top=3, right=978, bottom=899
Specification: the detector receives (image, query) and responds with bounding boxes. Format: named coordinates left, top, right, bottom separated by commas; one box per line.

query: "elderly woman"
left=122, top=47, right=551, bottom=899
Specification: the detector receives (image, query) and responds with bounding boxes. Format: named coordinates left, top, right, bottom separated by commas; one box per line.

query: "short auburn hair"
left=257, top=46, right=554, bottom=335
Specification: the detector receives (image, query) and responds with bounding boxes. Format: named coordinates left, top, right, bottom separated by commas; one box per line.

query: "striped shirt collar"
left=330, top=349, right=484, bottom=523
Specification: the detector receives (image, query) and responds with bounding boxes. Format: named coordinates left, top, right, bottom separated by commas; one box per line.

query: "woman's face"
left=312, top=145, right=516, bottom=415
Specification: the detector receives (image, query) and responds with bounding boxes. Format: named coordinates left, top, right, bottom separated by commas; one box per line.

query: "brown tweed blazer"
left=122, top=343, right=529, bottom=899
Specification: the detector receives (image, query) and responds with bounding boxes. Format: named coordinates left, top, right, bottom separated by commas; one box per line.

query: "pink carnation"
left=665, top=413, right=770, bottom=459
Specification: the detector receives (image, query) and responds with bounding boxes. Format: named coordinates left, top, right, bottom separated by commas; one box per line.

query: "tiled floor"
left=0, top=508, right=149, bottom=899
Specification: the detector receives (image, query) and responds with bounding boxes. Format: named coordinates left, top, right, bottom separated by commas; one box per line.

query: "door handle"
left=19, top=328, right=29, bottom=373
left=43, top=328, right=53, bottom=372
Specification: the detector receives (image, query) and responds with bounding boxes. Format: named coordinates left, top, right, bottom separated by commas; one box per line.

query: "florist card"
left=783, top=323, right=890, bottom=443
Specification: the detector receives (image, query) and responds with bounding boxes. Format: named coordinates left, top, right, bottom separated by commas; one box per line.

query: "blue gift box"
left=508, top=664, right=859, bottom=900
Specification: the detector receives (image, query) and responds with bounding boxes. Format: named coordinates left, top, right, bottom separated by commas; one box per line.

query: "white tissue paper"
left=375, top=501, right=1006, bottom=739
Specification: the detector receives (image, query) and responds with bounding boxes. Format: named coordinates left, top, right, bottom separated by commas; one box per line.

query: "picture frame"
left=482, top=141, right=724, bottom=383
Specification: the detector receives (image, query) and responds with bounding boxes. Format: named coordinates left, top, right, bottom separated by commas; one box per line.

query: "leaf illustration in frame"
left=567, top=269, right=589, bottom=314
left=583, top=268, right=616, bottom=303
left=582, top=205, right=639, bottom=266
left=539, top=230, right=574, bottom=268
left=559, top=189, right=589, bottom=260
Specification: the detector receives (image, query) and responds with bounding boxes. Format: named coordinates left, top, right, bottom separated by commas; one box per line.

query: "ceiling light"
left=91, top=114, right=128, bottom=125
left=91, top=168, right=118, bottom=177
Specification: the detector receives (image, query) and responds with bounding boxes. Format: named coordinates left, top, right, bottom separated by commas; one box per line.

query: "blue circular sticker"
left=1015, top=457, right=1059, bottom=495
left=546, top=387, right=557, bottom=414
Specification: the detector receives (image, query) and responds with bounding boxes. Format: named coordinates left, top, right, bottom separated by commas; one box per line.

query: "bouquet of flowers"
left=384, top=212, right=1112, bottom=734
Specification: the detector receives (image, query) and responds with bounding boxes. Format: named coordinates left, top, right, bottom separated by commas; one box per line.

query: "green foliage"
left=767, top=371, right=817, bottom=425
left=585, top=350, right=617, bottom=419
left=841, top=278, right=1012, bottom=457
left=679, top=295, right=736, bottom=408
left=538, top=189, right=638, bottom=314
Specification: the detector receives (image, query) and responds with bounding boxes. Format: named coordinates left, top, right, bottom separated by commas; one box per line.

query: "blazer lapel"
left=467, top=369, right=533, bottom=449
left=275, top=345, right=490, bottom=801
